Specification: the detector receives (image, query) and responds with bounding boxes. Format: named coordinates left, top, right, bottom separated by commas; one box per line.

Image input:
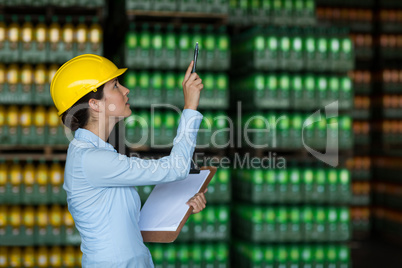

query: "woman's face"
left=102, top=78, right=132, bottom=121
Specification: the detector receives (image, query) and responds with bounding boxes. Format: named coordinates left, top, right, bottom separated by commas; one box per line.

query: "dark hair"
left=61, top=84, right=105, bottom=131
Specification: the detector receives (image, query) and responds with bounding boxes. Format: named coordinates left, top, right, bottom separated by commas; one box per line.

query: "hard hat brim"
left=57, top=67, right=128, bottom=116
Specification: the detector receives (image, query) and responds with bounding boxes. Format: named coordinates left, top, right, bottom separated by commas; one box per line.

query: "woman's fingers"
left=187, top=193, right=207, bottom=213
left=182, top=61, right=194, bottom=84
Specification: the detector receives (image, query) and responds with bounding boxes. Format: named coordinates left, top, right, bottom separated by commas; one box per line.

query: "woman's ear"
left=88, top=99, right=101, bottom=113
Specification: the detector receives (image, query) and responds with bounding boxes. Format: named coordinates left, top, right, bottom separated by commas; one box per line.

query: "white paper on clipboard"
left=139, top=169, right=210, bottom=232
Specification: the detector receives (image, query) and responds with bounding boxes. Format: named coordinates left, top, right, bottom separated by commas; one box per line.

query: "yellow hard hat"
left=50, top=54, right=127, bottom=116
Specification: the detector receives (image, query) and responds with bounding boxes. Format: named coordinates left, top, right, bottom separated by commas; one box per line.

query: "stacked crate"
left=231, top=0, right=354, bottom=266
left=316, top=0, right=373, bottom=239
left=0, top=2, right=105, bottom=267
left=121, top=2, right=231, bottom=267
left=371, top=1, right=402, bottom=242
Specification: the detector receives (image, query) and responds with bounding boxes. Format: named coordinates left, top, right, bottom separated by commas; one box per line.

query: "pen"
left=191, top=42, right=199, bottom=74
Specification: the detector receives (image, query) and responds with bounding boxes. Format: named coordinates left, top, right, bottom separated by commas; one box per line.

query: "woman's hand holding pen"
left=187, top=188, right=208, bottom=214
left=182, top=61, right=203, bottom=111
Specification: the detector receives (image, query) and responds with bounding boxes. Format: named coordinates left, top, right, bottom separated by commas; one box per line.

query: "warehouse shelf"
left=126, top=10, right=227, bottom=25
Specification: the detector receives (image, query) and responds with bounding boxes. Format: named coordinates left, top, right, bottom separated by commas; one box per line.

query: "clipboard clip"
left=189, top=160, right=200, bottom=174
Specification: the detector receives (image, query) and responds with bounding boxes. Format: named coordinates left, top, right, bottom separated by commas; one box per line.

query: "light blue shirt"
left=63, top=109, right=203, bottom=268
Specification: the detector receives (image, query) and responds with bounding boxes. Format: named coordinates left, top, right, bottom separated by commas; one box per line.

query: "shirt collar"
left=74, top=128, right=116, bottom=151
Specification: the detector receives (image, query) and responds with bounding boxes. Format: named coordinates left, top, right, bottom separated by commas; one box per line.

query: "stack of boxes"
left=0, top=2, right=105, bottom=267
left=122, top=3, right=231, bottom=267
left=316, top=0, right=372, bottom=240
left=371, top=1, right=402, bottom=242
left=231, top=0, right=353, bottom=266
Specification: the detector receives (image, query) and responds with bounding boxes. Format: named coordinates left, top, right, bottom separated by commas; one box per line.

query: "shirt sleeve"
left=81, top=109, right=203, bottom=188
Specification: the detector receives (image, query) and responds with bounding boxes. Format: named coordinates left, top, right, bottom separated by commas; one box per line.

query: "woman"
left=50, top=54, right=206, bottom=267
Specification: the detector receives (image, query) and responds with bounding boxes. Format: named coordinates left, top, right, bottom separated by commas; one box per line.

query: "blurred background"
left=0, top=0, right=402, bottom=267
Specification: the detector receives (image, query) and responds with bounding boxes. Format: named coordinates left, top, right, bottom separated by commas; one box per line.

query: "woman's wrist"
left=183, top=106, right=197, bottom=111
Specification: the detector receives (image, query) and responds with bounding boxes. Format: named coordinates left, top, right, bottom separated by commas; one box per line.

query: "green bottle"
left=326, top=245, right=337, bottom=266
left=313, top=245, right=325, bottom=267
left=275, top=245, right=288, bottom=267
left=276, top=169, right=289, bottom=202
left=301, top=245, right=313, bottom=267
left=313, top=168, right=327, bottom=203
left=338, top=207, right=350, bottom=241
left=251, top=206, right=263, bottom=241
left=125, top=114, right=136, bottom=144
left=289, top=207, right=302, bottom=241
left=150, top=71, right=163, bottom=104
left=163, top=244, right=176, bottom=267
left=302, top=206, right=314, bottom=241
left=192, top=211, right=203, bottom=240
left=164, top=24, right=176, bottom=69
left=328, top=76, right=340, bottom=107
left=291, top=74, right=303, bottom=109
left=215, top=243, right=228, bottom=268
left=152, top=244, right=163, bottom=267
left=289, top=245, right=301, bottom=266
left=276, top=206, right=288, bottom=242
left=264, top=169, right=277, bottom=203
left=205, top=207, right=215, bottom=236
left=163, top=111, right=176, bottom=146
left=302, top=168, right=314, bottom=202
left=151, top=24, right=163, bottom=68
left=264, top=207, right=277, bottom=242
left=178, top=25, right=190, bottom=70
left=164, top=72, right=176, bottom=105
left=263, top=246, right=275, bottom=268
left=279, top=34, right=291, bottom=70
left=202, top=244, right=215, bottom=267
left=151, top=110, right=162, bottom=146
left=290, top=113, right=302, bottom=149
left=279, top=74, right=291, bottom=109
left=341, top=37, right=354, bottom=72
left=266, top=74, right=278, bottom=108
left=290, top=33, right=304, bottom=70
left=125, top=23, right=138, bottom=68
left=191, top=244, right=202, bottom=268
left=252, top=169, right=264, bottom=202
left=316, top=112, right=327, bottom=150
left=204, top=25, right=215, bottom=70
left=200, top=73, right=214, bottom=108
left=138, top=71, right=150, bottom=107
left=337, top=245, right=350, bottom=268
left=305, top=34, right=317, bottom=71
left=340, top=116, right=353, bottom=149
left=176, top=245, right=189, bottom=268
left=340, top=76, right=353, bottom=110
left=277, top=113, right=290, bottom=149
left=217, top=206, right=229, bottom=238
left=216, top=26, right=230, bottom=70
left=138, top=110, right=150, bottom=146
left=327, top=169, right=338, bottom=203
left=326, top=207, right=338, bottom=241
left=218, top=168, right=230, bottom=203
left=289, top=167, right=302, bottom=203
left=317, top=36, right=329, bottom=71
left=316, top=76, right=328, bottom=110
left=314, top=207, right=326, bottom=241
left=216, top=73, right=228, bottom=109
left=265, top=31, right=279, bottom=70
left=338, top=169, right=351, bottom=203
left=139, top=24, right=151, bottom=68
left=329, top=37, right=341, bottom=71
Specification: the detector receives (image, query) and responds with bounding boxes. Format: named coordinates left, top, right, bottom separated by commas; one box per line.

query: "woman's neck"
left=84, top=119, right=115, bottom=143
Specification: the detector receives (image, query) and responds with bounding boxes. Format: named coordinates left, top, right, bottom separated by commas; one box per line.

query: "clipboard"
left=140, top=166, right=217, bottom=243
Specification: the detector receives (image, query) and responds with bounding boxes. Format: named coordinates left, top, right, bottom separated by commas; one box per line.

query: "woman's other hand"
left=182, top=61, right=203, bottom=111
left=186, top=188, right=208, bottom=214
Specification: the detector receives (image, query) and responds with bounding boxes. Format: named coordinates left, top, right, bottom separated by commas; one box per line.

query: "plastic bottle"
left=76, top=17, right=88, bottom=54
left=21, top=16, right=33, bottom=52
left=36, top=246, right=49, bottom=268
left=49, top=16, right=61, bottom=49
left=88, top=17, right=102, bottom=53
left=22, top=247, right=35, bottom=268
left=62, top=16, right=74, bottom=53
